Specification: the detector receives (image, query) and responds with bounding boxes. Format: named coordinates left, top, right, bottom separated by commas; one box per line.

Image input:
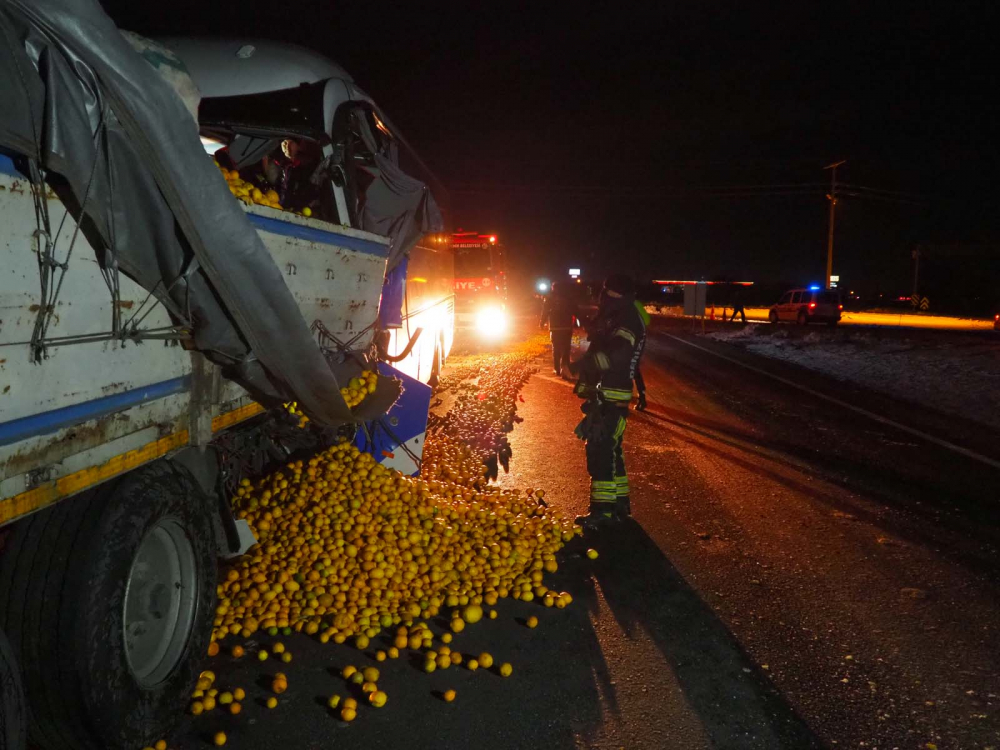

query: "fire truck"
left=452, top=231, right=509, bottom=336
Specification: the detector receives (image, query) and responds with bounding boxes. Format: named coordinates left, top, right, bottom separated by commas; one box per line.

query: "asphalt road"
left=172, top=324, right=1000, bottom=750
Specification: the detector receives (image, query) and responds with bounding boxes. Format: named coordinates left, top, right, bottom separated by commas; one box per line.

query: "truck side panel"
left=1, top=154, right=390, bottom=528
left=244, top=207, right=388, bottom=349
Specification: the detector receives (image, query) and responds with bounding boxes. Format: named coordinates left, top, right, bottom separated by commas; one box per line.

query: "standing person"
left=729, top=286, right=747, bottom=323
left=540, top=281, right=577, bottom=377
left=570, top=274, right=647, bottom=528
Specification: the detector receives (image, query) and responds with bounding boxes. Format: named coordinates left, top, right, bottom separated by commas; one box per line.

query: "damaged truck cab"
left=0, top=10, right=451, bottom=750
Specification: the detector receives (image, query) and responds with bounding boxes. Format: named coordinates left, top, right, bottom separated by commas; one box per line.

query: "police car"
left=768, top=286, right=843, bottom=326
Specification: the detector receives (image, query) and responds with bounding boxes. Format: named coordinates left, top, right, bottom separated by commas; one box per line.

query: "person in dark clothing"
left=729, top=286, right=747, bottom=323
left=570, top=274, right=647, bottom=529
left=540, top=281, right=577, bottom=377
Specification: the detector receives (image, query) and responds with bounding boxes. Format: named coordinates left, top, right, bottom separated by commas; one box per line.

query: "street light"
left=537, top=280, right=550, bottom=293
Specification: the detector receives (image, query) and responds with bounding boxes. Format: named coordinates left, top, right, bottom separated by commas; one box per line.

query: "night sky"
left=101, top=0, right=999, bottom=298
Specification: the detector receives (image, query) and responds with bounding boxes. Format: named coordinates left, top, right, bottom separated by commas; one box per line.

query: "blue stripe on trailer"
left=245, top=213, right=389, bottom=258
left=0, top=153, right=388, bottom=260
left=0, top=376, right=190, bottom=447
left=0, top=152, right=22, bottom=177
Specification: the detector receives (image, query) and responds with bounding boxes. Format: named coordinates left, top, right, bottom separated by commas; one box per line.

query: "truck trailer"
left=0, top=2, right=452, bottom=747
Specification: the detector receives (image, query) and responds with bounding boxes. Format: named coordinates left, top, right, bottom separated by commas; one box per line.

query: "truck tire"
left=0, top=461, right=216, bottom=750
left=0, top=627, right=26, bottom=750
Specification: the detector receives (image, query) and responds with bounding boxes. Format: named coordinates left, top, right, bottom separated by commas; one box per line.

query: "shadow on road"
left=584, top=520, right=826, bottom=750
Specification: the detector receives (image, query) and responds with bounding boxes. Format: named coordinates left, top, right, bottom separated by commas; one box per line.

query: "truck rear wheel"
left=0, top=461, right=216, bottom=750
left=0, top=626, right=27, bottom=750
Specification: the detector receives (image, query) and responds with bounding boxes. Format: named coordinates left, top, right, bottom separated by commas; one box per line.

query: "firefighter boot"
left=615, top=496, right=631, bottom=519
left=575, top=504, right=616, bottom=531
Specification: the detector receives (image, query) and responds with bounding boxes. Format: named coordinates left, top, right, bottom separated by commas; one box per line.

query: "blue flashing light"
left=809, top=285, right=821, bottom=291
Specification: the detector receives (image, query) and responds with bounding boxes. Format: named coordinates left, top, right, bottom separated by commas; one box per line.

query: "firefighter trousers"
left=585, top=402, right=629, bottom=514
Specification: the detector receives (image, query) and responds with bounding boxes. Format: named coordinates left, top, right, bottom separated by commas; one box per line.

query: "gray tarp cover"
left=355, top=114, right=443, bottom=274
left=0, top=0, right=355, bottom=424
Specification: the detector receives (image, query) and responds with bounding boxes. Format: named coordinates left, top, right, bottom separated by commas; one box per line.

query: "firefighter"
left=570, top=273, right=646, bottom=529
left=540, top=281, right=578, bottom=377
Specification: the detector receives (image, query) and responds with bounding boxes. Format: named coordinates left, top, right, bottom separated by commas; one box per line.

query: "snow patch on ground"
left=706, top=325, right=1000, bottom=430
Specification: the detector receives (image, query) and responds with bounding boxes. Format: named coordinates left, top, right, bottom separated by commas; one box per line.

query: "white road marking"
left=663, top=333, right=1000, bottom=472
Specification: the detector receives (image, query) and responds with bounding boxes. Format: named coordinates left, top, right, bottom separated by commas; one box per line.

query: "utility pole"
left=823, top=159, right=845, bottom=289
left=911, top=244, right=921, bottom=299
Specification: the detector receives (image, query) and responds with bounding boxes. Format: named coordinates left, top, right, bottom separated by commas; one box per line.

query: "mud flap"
left=223, top=519, right=258, bottom=560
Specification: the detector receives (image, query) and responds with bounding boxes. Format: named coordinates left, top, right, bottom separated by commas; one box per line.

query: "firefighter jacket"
left=573, top=294, right=647, bottom=404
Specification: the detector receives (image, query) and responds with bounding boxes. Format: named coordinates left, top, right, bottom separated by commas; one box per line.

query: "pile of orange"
left=341, top=371, right=378, bottom=409
left=181, top=336, right=574, bottom=735
left=211, top=440, right=576, bottom=644
left=215, top=162, right=283, bottom=210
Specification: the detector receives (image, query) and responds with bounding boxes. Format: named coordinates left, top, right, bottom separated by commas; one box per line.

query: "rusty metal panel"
left=0, top=170, right=191, bottom=423
left=1, top=159, right=395, bottom=525
left=245, top=203, right=388, bottom=353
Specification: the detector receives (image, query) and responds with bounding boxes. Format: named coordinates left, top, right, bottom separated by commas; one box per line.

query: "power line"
left=448, top=181, right=939, bottom=205
left=837, top=190, right=929, bottom=206
left=449, top=182, right=827, bottom=196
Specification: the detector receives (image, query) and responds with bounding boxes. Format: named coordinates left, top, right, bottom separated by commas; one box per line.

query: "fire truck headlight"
left=475, top=306, right=507, bottom=338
